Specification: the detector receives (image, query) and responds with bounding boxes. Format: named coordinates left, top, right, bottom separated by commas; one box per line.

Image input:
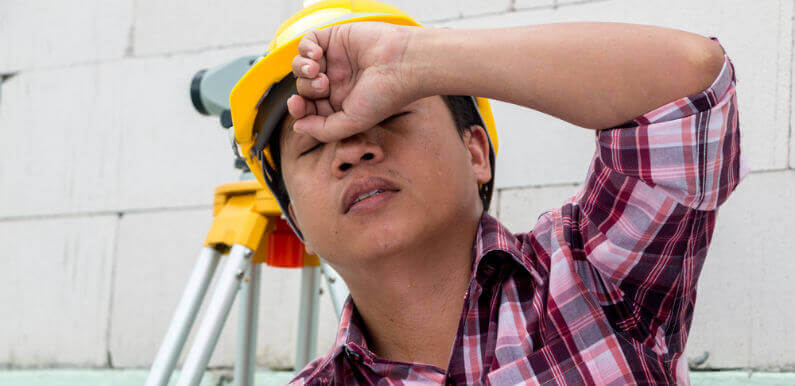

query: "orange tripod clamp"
left=204, top=180, right=320, bottom=267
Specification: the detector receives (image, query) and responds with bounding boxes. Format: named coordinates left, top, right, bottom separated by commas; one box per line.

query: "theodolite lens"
left=190, top=69, right=209, bottom=115
left=188, top=55, right=259, bottom=126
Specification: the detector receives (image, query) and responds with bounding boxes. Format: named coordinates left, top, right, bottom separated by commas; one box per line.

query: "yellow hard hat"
left=229, top=0, right=499, bottom=237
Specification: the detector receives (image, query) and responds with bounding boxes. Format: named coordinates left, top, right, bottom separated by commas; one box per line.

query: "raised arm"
left=405, top=22, right=725, bottom=129
left=288, top=22, right=725, bottom=140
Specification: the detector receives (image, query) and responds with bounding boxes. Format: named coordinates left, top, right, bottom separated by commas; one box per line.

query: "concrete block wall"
left=0, top=0, right=792, bottom=371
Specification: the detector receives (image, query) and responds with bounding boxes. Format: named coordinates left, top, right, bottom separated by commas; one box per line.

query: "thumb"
left=294, top=111, right=370, bottom=143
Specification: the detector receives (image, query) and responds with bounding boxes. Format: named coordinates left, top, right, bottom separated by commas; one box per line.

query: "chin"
left=302, top=191, right=472, bottom=264
left=317, top=211, right=422, bottom=264
left=353, top=215, right=416, bottom=259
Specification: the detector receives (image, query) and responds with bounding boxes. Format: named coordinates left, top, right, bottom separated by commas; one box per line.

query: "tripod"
left=145, top=179, right=349, bottom=386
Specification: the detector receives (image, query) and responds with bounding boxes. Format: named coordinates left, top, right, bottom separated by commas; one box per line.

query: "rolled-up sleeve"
left=572, top=40, right=747, bottom=352
left=594, top=45, right=747, bottom=211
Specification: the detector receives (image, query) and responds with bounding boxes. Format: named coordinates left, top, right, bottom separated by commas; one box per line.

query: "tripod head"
left=190, top=55, right=260, bottom=171
left=187, top=55, right=321, bottom=269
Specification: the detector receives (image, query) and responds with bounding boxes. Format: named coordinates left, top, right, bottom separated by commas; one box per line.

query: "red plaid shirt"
left=290, top=43, right=746, bottom=385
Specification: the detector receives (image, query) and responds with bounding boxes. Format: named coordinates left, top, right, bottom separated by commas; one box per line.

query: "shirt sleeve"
left=573, top=40, right=747, bottom=351
left=589, top=46, right=746, bottom=212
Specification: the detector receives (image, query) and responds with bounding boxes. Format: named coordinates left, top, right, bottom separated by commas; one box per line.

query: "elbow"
left=685, top=37, right=726, bottom=93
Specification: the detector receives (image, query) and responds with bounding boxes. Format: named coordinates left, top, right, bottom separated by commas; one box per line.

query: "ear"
left=288, top=203, right=316, bottom=255
left=464, top=125, right=492, bottom=184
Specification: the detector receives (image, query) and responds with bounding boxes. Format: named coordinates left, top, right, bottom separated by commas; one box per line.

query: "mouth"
left=341, top=177, right=401, bottom=214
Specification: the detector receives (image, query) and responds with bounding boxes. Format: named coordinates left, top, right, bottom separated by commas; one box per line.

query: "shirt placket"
left=446, top=257, right=509, bottom=386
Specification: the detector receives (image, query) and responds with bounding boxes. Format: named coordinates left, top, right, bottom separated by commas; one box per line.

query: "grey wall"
left=1, top=0, right=792, bottom=371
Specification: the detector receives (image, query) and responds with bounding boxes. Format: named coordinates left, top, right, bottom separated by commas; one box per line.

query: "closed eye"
left=297, top=112, right=409, bottom=157
left=300, top=142, right=323, bottom=156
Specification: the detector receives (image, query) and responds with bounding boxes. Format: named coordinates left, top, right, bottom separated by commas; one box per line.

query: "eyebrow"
left=380, top=111, right=410, bottom=125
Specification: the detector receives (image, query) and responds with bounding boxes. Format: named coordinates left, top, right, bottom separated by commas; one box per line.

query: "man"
left=233, top=1, right=745, bottom=384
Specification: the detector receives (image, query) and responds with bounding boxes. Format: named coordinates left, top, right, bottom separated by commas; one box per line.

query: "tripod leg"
left=234, top=262, right=260, bottom=386
left=320, top=262, right=349, bottom=321
left=176, top=244, right=253, bottom=386
left=146, top=247, right=221, bottom=386
left=294, top=266, right=321, bottom=370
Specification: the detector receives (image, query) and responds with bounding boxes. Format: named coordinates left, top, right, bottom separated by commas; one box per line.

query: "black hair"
left=442, top=95, right=482, bottom=138
left=441, top=95, right=494, bottom=211
left=268, top=95, right=494, bottom=212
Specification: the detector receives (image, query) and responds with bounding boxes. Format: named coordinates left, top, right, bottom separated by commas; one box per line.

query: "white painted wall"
left=0, top=0, right=791, bottom=371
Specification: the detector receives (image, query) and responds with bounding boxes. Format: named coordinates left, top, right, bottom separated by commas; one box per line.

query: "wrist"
left=399, top=26, right=441, bottom=100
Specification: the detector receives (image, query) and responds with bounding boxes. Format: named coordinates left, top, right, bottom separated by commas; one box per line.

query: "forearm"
left=405, top=22, right=725, bottom=129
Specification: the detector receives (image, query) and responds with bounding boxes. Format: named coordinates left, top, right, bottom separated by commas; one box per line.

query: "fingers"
left=293, top=34, right=330, bottom=99
left=314, top=99, right=335, bottom=116
left=296, top=73, right=329, bottom=99
left=295, top=34, right=327, bottom=77
left=292, top=53, right=326, bottom=77
left=286, top=95, right=305, bottom=119
left=287, top=94, right=313, bottom=119
left=287, top=95, right=334, bottom=120
left=297, top=32, right=324, bottom=61
left=291, top=28, right=366, bottom=142
left=291, top=55, right=319, bottom=78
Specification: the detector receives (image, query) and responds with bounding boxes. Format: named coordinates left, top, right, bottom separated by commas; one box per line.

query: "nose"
left=331, top=134, right=384, bottom=178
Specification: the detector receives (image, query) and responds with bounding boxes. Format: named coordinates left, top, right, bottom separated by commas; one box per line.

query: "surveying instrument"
left=144, top=55, right=349, bottom=386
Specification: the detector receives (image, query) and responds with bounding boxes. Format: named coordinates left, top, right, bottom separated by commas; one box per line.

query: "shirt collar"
left=471, top=212, right=540, bottom=286
left=313, top=212, right=540, bottom=375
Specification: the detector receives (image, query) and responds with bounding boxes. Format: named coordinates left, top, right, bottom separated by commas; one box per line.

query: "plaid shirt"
left=290, top=43, right=745, bottom=385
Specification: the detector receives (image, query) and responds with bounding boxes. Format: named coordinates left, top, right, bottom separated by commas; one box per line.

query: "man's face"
left=279, top=96, right=491, bottom=267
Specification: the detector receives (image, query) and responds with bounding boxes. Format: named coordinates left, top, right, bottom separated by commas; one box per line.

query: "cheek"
left=286, top=174, right=321, bottom=217
left=398, top=126, right=446, bottom=173
left=284, top=172, right=338, bottom=239
left=408, top=132, right=471, bottom=191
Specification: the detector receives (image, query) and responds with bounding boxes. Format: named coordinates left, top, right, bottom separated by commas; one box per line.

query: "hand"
left=288, top=22, right=418, bottom=143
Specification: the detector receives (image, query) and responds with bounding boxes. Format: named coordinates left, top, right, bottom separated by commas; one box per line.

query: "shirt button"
left=345, top=347, right=363, bottom=363
left=445, top=376, right=456, bottom=386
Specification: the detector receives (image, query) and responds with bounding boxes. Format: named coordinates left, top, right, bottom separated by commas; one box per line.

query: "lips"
left=341, top=176, right=401, bottom=214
